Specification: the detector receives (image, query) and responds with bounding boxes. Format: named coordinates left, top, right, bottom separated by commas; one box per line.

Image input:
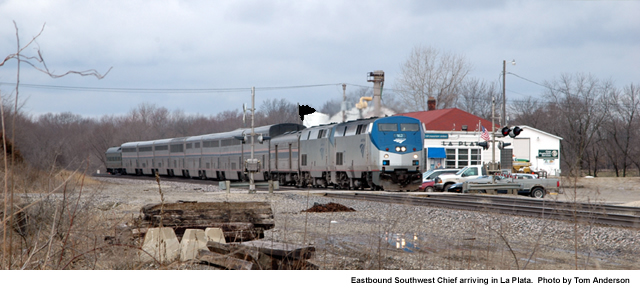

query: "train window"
left=345, top=126, right=357, bottom=136
left=195, top=142, right=200, bottom=148
left=336, top=152, right=343, bottom=165
left=221, top=139, right=241, bottom=147
left=139, top=146, right=152, bottom=152
left=301, top=154, right=307, bottom=166
left=170, top=144, right=184, bottom=153
left=356, top=124, right=367, bottom=135
left=307, top=131, right=312, bottom=140
left=186, top=143, right=192, bottom=149
left=154, top=145, right=168, bottom=151
left=401, top=123, right=420, bottom=131
left=378, top=123, right=398, bottom=132
left=317, top=130, right=325, bottom=139
left=205, top=140, right=219, bottom=148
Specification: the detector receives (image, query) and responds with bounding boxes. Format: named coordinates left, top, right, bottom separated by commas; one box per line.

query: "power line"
left=0, top=82, right=344, bottom=94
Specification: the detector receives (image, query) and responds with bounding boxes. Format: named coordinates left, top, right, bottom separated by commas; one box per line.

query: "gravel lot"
left=92, top=176, right=640, bottom=270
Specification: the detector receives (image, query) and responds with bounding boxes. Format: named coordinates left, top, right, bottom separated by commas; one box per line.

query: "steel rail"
left=317, top=192, right=640, bottom=228
left=94, top=174, right=640, bottom=228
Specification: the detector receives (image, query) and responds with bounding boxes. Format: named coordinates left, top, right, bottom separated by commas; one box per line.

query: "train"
left=105, top=115, right=425, bottom=191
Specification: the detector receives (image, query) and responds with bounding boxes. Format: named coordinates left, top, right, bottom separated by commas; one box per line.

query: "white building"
left=399, top=108, right=562, bottom=176
left=420, top=127, right=562, bottom=176
left=509, top=125, right=562, bottom=176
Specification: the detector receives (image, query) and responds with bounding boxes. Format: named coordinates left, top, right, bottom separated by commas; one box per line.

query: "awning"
left=427, top=147, right=446, bottom=158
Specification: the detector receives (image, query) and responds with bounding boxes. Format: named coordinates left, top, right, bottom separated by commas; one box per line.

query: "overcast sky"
left=0, top=0, right=638, bottom=118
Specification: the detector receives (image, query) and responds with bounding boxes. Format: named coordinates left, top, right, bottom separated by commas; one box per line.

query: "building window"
left=445, top=149, right=456, bottom=168
left=471, top=149, right=481, bottom=166
left=458, top=149, right=469, bottom=167
left=444, top=148, right=484, bottom=168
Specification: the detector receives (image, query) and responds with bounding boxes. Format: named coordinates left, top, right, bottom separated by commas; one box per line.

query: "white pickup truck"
left=434, top=165, right=488, bottom=192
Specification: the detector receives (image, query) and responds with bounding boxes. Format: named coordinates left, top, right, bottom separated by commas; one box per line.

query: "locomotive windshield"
left=400, top=123, right=420, bottom=131
left=378, top=123, right=420, bottom=132
left=378, top=123, right=398, bottom=131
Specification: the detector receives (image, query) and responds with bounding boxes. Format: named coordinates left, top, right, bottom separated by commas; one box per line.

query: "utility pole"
left=491, top=96, right=496, bottom=183
left=249, top=87, right=256, bottom=194
left=342, top=83, right=346, bottom=123
left=502, top=60, right=506, bottom=127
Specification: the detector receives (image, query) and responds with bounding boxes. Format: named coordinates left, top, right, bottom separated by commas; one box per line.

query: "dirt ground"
left=39, top=175, right=637, bottom=270
left=555, top=176, right=640, bottom=206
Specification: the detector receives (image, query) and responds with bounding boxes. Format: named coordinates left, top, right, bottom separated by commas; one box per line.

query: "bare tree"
left=457, top=78, right=500, bottom=120
left=607, top=83, right=640, bottom=176
left=395, top=45, right=472, bottom=111
left=542, top=73, right=613, bottom=175
left=509, top=97, right=548, bottom=129
left=257, top=98, right=299, bottom=125
left=1, top=21, right=110, bottom=270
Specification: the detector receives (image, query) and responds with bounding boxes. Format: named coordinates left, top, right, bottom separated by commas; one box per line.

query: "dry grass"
left=0, top=163, right=145, bottom=270
left=0, top=165, right=101, bottom=195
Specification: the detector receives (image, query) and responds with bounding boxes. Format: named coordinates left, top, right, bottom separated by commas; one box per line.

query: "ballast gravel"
left=93, top=177, right=640, bottom=270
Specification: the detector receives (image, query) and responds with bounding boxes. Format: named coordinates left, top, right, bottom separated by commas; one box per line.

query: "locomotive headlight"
left=395, top=146, right=401, bottom=152
left=401, top=146, right=406, bottom=152
left=384, top=154, right=389, bottom=158
left=413, top=154, right=418, bottom=159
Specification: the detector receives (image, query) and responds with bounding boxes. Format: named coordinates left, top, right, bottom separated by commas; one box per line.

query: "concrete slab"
left=140, top=227, right=180, bottom=263
left=205, top=227, right=226, bottom=244
left=180, top=229, right=208, bottom=261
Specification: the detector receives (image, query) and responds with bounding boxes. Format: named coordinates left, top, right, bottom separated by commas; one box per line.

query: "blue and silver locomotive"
left=106, top=116, right=425, bottom=191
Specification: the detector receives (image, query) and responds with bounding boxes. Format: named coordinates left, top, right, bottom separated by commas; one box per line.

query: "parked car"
left=434, top=165, right=488, bottom=192
left=422, top=168, right=460, bottom=182
left=420, top=180, right=436, bottom=192
left=421, top=168, right=459, bottom=192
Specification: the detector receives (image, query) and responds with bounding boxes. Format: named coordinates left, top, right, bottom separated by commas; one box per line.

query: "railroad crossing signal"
left=501, top=126, right=523, bottom=138
left=498, top=142, right=511, bottom=150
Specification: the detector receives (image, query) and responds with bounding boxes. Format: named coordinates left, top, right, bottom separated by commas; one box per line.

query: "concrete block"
left=179, top=229, right=208, bottom=261
left=205, top=227, right=226, bottom=244
left=140, top=227, right=180, bottom=263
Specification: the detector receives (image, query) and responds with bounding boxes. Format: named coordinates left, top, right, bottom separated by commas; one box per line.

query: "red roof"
left=397, top=108, right=500, bottom=131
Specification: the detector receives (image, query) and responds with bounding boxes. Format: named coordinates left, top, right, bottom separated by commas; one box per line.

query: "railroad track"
left=96, top=174, right=640, bottom=228
left=317, top=192, right=640, bottom=228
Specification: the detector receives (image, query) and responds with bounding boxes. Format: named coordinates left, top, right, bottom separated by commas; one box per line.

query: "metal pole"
left=249, top=87, right=256, bottom=194
left=491, top=97, right=496, bottom=183
left=502, top=60, right=506, bottom=127
left=342, top=84, right=347, bottom=122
